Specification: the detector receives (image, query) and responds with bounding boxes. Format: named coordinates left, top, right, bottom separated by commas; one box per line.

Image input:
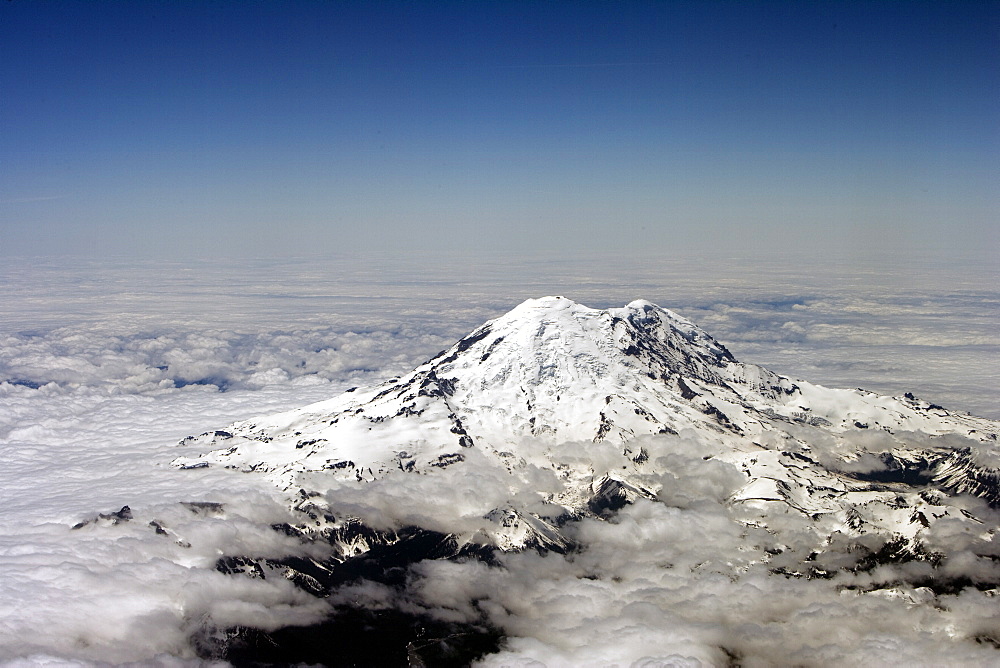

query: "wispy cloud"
left=495, top=61, right=661, bottom=69
left=0, top=195, right=67, bottom=204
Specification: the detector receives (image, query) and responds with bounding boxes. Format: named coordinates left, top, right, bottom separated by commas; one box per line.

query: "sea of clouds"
left=0, top=251, right=997, bottom=665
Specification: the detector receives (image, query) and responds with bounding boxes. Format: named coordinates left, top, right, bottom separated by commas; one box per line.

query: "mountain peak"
left=410, top=297, right=746, bottom=445
left=455, top=295, right=737, bottom=380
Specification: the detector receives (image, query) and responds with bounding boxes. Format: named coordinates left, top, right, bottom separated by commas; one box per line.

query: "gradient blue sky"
left=1, top=1, right=997, bottom=259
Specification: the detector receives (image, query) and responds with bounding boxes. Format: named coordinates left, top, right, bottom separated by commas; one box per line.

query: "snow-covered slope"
left=175, top=296, right=999, bottom=556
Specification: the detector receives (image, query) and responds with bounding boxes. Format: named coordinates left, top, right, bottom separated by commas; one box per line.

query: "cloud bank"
left=0, top=254, right=997, bottom=664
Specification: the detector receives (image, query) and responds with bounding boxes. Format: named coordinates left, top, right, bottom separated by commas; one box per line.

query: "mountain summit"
left=176, top=297, right=999, bottom=550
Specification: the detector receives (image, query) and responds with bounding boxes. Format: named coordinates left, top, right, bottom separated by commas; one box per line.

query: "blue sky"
left=1, top=1, right=997, bottom=259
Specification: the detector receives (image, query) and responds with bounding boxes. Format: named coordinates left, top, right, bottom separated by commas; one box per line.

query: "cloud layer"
left=0, top=253, right=997, bottom=664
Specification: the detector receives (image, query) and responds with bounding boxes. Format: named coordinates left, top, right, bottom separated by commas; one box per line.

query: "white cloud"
left=0, top=254, right=997, bottom=664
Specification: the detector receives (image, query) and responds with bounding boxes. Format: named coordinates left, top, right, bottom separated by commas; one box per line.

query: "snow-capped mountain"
left=166, top=296, right=1000, bottom=664
left=175, top=296, right=999, bottom=553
